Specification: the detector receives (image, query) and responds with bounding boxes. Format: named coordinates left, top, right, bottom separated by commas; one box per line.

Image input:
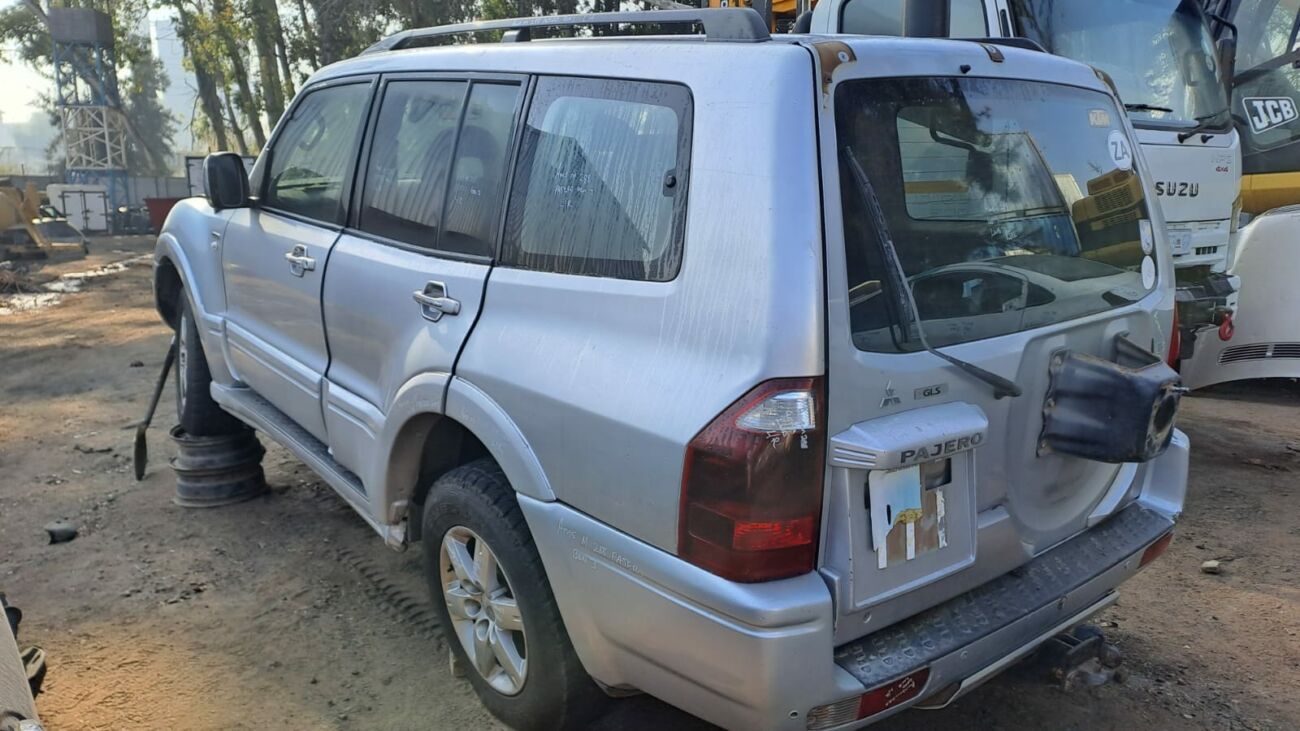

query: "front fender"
left=153, top=198, right=235, bottom=385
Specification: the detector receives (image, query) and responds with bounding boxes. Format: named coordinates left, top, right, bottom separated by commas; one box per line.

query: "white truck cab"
left=808, top=0, right=1243, bottom=355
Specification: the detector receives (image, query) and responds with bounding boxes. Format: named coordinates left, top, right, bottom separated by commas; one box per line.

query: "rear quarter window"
left=499, top=77, right=692, bottom=281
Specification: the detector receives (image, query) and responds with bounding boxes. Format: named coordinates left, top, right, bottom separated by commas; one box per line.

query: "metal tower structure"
left=49, top=8, right=128, bottom=211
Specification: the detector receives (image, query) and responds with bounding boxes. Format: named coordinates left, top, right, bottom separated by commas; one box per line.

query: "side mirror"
left=204, top=151, right=250, bottom=210
left=1216, top=36, right=1236, bottom=97
left=901, top=0, right=950, bottom=38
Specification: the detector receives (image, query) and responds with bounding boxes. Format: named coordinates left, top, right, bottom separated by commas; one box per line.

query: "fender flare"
left=153, top=232, right=233, bottom=385
left=442, top=377, right=556, bottom=503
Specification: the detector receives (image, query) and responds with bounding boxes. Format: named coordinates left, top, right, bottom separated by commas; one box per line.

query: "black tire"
left=422, top=459, right=607, bottom=731
left=175, top=295, right=243, bottom=436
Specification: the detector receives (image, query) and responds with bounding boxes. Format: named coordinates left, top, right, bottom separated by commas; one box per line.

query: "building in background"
left=151, top=17, right=200, bottom=155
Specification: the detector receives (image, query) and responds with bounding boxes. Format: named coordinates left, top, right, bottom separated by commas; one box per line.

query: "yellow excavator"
left=0, top=182, right=88, bottom=260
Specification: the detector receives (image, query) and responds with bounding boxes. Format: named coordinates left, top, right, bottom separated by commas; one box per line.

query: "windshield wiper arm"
left=840, top=146, right=1022, bottom=400
left=1177, top=111, right=1228, bottom=143
left=1124, top=103, right=1175, bottom=114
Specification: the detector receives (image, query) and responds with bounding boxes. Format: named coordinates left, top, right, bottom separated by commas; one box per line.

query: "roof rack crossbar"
left=363, top=8, right=770, bottom=53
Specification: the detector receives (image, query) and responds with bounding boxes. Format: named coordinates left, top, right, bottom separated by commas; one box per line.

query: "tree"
left=121, top=44, right=178, bottom=175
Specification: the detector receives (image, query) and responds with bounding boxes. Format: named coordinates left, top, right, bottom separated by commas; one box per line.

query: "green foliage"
left=121, top=48, right=177, bottom=176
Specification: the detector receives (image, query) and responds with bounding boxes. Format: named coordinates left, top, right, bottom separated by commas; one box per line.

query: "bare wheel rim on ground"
left=440, top=525, right=528, bottom=695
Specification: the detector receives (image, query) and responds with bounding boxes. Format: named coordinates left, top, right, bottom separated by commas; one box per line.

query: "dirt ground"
left=0, top=235, right=1296, bottom=731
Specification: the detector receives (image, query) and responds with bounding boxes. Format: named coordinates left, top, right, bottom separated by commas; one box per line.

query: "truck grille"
left=1219, top=343, right=1300, bottom=364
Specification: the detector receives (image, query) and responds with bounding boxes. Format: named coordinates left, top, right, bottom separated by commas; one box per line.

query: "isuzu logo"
left=1244, top=96, right=1298, bottom=134
left=1155, top=181, right=1199, bottom=197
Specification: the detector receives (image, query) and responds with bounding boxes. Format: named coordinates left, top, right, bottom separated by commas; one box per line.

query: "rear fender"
left=442, top=377, right=556, bottom=503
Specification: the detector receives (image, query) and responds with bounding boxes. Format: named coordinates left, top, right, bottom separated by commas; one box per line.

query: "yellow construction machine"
left=0, top=182, right=88, bottom=261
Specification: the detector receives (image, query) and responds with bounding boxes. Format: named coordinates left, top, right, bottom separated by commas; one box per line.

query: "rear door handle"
left=413, top=281, right=461, bottom=322
left=284, top=244, right=316, bottom=277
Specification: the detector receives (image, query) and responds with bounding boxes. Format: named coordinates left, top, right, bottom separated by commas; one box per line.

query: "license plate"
left=1169, top=230, right=1193, bottom=256
left=869, top=467, right=947, bottom=569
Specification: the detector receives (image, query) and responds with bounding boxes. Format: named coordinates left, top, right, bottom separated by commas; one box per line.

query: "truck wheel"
left=422, top=459, right=606, bottom=731
left=175, top=295, right=242, bottom=436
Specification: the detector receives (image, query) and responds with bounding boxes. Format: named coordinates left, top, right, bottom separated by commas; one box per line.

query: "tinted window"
left=837, top=77, right=1155, bottom=353
left=442, top=83, right=520, bottom=257
left=360, top=81, right=465, bottom=249
left=1233, top=0, right=1300, bottom=68
left=501, top=77, right=691, bottom=281
left=1229, top=0, right=1300, bottom=170
left=1011, top=0, right=1228, bottom=128
left=840, top=0, right=987, bottom=36
left=265, top=83, right=371, bottom=224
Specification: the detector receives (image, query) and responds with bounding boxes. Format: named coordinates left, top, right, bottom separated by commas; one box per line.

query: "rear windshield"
left=836, top=77, right=1157, bottom=352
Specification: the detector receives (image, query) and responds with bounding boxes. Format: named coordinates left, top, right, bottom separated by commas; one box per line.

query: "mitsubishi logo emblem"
left=880, top=380, right=902, bottom=408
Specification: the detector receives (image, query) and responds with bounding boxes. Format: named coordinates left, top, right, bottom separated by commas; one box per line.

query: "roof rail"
left=362, top=8, right=771, bottom=54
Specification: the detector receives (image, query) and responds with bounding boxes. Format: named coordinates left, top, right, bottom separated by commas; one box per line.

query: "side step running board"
left=211, top=384, right=407, bottom=549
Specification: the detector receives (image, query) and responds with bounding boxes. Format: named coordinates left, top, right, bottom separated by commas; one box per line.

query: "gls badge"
left=1244, top=96, right=1298, bottom=134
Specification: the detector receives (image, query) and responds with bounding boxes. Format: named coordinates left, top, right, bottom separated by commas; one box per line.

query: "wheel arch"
left=155, top=253, right=184, bottom=330
left=386, top=377, right=557, bottom=541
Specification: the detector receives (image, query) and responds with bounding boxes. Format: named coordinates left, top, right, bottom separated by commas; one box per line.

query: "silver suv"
left=154, top=10, right=1190, bottom=730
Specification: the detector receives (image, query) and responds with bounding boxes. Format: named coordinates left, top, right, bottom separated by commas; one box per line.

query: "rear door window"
left=264, top=82, right=371, bottom=225
left=359, top=80, right=522, bottom=257
left=500, top=77, right=692, bottom=281
left=442, top=83, right=521, bottom=257
left=359, top=80, right=465, bottom=249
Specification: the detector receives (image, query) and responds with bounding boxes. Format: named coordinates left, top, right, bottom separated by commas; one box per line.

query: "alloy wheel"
left=439, top=525, right=528, bottom=695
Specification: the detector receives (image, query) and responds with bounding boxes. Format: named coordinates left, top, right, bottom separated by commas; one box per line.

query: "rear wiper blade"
left=1124, top=103, right=1175, bottom=114
left=840, top=146, right=1023, bottom=400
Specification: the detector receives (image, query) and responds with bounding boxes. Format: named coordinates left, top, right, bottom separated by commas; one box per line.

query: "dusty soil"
left=0, top=236, right=1296, bottom=731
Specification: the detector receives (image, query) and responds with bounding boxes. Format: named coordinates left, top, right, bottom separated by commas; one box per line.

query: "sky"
left=0, top=53, right=48, bottom=125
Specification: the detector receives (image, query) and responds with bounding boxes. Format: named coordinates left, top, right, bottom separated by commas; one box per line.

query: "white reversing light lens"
left=736, top=390, right=816, bottom=432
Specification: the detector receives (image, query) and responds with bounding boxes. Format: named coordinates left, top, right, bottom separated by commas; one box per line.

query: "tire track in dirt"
left=335, top=547, right=442, bottom=639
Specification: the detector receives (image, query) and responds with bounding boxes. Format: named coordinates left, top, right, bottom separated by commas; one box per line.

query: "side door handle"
left=413, top=281, right=461, bottom=322
left=284, top=244, right=316, bottom=277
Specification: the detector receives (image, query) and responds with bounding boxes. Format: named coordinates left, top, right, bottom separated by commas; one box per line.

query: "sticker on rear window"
left=1089, top=109, right=1112, bottom=127
left=1108, top=130, right=1133, bottom=171
left=1140, top=219, right=1154, bottom=254
left=1141, top=256, right=1156, bottom=289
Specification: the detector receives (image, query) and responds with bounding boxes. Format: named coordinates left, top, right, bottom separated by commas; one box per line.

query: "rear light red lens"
left=678, top=377, right=826, bottom=583
left=1140, top=531, right=1174, bottom=568
left=1166, top=306, right=1181, bottom=367
left=858, top=667, right=930, bottom=719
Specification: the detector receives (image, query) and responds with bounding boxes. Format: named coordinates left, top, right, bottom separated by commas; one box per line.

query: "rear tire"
left=422, top=459, right=606, bottom=731
left=175, top=295, right=242, bottom=437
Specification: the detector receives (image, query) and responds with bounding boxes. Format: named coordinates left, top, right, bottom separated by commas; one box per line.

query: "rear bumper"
left=519, top=430, right=1188, bottom=731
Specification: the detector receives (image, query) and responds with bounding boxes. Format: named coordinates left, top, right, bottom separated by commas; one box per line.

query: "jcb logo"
left=1244, top=96, right=1298, bottom=134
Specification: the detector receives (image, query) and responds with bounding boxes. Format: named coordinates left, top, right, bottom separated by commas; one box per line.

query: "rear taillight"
left=806, top=667, right=931, bottom=730
left=678, top=377, right=826, bottom=583
left=1166, top=306, right=1181, bottom=367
